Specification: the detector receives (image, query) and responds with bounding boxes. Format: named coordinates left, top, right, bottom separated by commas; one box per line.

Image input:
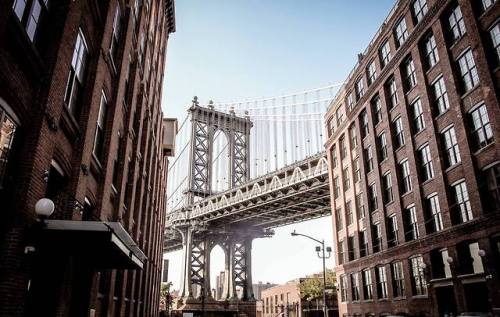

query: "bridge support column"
left=243, top=237, right=254, bottom=300
left=178, top=227, right=193, bottom=299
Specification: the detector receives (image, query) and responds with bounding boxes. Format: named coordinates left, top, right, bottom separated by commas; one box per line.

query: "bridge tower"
left=174, top=97, right=259, bottom=317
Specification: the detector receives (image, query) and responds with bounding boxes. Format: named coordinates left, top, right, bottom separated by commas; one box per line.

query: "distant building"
left=325, top=0, right=500, bottom=316
left=253, top=281, right=278, bottom=300
left=215, top=271, right=226, bottom=300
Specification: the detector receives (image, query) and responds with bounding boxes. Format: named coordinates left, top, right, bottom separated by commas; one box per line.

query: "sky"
left=161, top=0, right=397, bottom=290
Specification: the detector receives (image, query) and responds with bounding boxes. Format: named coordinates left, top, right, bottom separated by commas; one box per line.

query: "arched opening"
left=210, top=244, right=226, bottom=300
left=211, top=130, right=230, bottom=193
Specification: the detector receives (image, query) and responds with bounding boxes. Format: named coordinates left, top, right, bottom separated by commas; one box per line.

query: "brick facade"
left=0, top=1, right=175, bottom=317
left=325, top=0, right=500, bottom=316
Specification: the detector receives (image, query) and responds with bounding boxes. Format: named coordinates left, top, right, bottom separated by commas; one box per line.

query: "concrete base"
left=173, top=298, right=256, bottom=317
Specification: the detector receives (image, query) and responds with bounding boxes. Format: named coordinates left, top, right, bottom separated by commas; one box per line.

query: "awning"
left=40, top=220, right=147, bottom=270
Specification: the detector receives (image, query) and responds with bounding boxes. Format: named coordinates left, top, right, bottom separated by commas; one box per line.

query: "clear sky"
left=161, top=0, right=397, bottom=291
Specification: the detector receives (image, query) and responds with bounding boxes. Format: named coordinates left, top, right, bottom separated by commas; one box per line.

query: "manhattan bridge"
left=164, top=83, right=342, bottom=316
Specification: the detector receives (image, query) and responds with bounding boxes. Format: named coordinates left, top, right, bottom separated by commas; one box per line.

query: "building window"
left=368, top=183, right=378, bottom=212
left=356, top=193, right=365, bottom=218
left=422, top=32, right=439, bottom=69
left=340, top=135, right=347, bottom=160
left=441, top=126, right=461, bottom=167
left=367, top=60, right=377, bottom=86
left=347, top=91, right=354, bottom=111
left=350, top=124, right=358, bottom=148
left=388, top=214, right=399, bottom=247
left=378, top=132, right=388, bottom=161
left=110, top=4, right=122, bottom=67
left=379, top=40, right=392, bottom=68
left=336, top=208, right=343, bottom=232
left=490, top=23, right=500, bottom=65
left=359, top=230, right=368, bottom=257
left=338, top=239, right=345, bottom=264
left=457, top=49, right=479, bottom=93
left=364, top=146, right=374, bottom=173
left=393, top=117, right=405, bottom=149
left=399, top=159, right=412, bottom=194
left=431, top=248, right=453, bottom=279
left=403, top=57, right=417, bottom=91
left=336, top=107, right=344, bottom=127
left=331, top=145, right=338, bottom=168
left=348, top=236, right=355, bottom=261
left=411, top=98, right=425, bottom=133
left=362, top=269, right=373, bottom=300
left=457, top=241, right=485, bottom=274
left=64, top=29, right=88, bottom=118
left=394, top=17, right=409, bottom=48
left=412, top=0, right=428, bottom=23
left=360, top=109, right=369, bottom=138
left=0, top=108, right=18, bottom=188
left=12, top=0, right=50, bottom=42
left=346, top=200, right=353, bottom=225
left=385, top=76, right=399, bottom=109
left=448, top=5, right=466, bottom=43
left=404, top=205, right=420, bottom=241
left=351, top=273, right=360, bottom=301
left=354, top=158, right=361, bottom=183
left=376, top=266, right=388, bottom=299
left=418, top=144, right=434, bottom=181
left=410, top=256, right=427, bottom=296
left=482, top=0, right=497, bottom=11
left=93, top=91, right=108, bottom=161
left=327, top=118, right=335, bottom=137
left=340, top=275, right=348, bottom=302
left=391, top=261, right=405, bottom=298
left=426, top=194, right=444, bottom=233
left=478, top=163, right=500, bottom=213
left=355, top=78, right=365, bottom=100
left=343, top=167, right=351, bottom=191
left=373, top=223, right=382, bottom=253
left=334, top=176, right=340, bottom=199
left=451, top=180, right=473, bottom=224
left=371, top=95, right=382, bottom=125
left=382, top=172, right=393, bottom=204
left=469, top=103, right=493, bottom=151
left=432, top=76, right=450, bottom=115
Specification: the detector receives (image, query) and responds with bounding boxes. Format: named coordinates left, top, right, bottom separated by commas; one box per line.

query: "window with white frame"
left=340, top=275, right=348, bottom=302
left=334, top=176, right=340, bottom=199
left=356, top=193, right=365, bottom=218
left=490, top=23, right=500, bottom=65
left=355, top=77, right=365, bottom=100
left=365, top=145, right=374, bottom=173
left=441, top=125, right=461, bottom=167
left=110, top=4, right=122, bottom=67
left=362, top=269, right=373, bottom=300
left=404, top=204, right=420, bottom=241
left=426, top=194, right=444, bottom=232
left=478, top=163, right=500, bottom=213
left=394, top=17, right=409, bottom=48
left=403, top=57, right=417, bottom=91
left=93, top=91, right=108, bottom=160
left=376, top=266, right=388, bottom=299
left=344, top=167, right=351, bottom=191
left=360, top=109, right=369, bottom=138
left=367, top=60, right=377, bottom=86
left=399, top=159, right=412, bottom=193
left=457, top=49, right=479, bottom=93
left=388, top=214, right=399, bottom=247
left=386, top=76, right=399, bottom=109
left=410, top=256, right=427, bottom=295
left=422, top=32, right=439, bottom=69
left=451, top=180, right=473, bottom=223
left=482, top=0, right=497, bottom=11
left=448, top=5, right=466, bottom=43
left=393, top=117, right=405, bottom=149
left=419, top=144, right=434, bottom=181
left=432, top=76, right=450, bottom=115
left=412, top=0, right=428, bottom=23
left=347, top=91, right=354, bottom=111
left=391, top=261, right=405, bottom=297
left=0, top=108, right=18, bottom=189
left=354, top=158, right=361, bottom=183
left=350, top=124, right=358, bottom=148
left=379, top=40, right=392, bottom=67
left=369, top=182, right=378, bottom=212
left=64, top=28, right=88, bottom=117
left=346, top=200, right=353, bottom=225
left=469, top=103, right=493, bottom=151
left=359, top=230, right=368, bottom=257
left=383, top=172, right=393, bottom=204
left=411, top=98, right=425, bottom=133
left=12, top=0, right=50, bottom=42
left=351, top=273, right=360, bottom=301
left=371, top=95, right=382, bottom=125
left=373, top=222, right=382, bottom=252
left=378, top=132, right=388, bottom=161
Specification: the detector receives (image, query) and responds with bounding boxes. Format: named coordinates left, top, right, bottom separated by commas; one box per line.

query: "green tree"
left=298, top=270, right=336, bottom=300
left=160, top=282, right=172, bottom=308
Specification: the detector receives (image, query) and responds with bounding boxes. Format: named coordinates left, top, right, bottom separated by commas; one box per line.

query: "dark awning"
left=40, top=220, right=147, bottom=270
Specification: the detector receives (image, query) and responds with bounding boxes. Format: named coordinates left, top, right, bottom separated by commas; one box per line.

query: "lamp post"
left=291, top=230, right=331, bottom=317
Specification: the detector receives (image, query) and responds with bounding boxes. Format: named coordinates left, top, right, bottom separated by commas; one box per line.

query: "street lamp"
left=35, top=198, right=55, bottom=219
left=291, top=230, right=331, bottom=317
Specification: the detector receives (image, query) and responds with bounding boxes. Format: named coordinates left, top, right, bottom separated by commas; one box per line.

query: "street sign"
left=183, top=313, right=193, bottom=317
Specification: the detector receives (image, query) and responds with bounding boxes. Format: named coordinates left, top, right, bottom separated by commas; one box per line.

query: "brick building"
left=0, top=1, right=176, bottom=317
left=325, top=0, right=500, bottom=316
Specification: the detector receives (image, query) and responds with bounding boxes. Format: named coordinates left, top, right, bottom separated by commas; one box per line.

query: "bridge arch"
left=211, top=129, right=230, bottom=193
left=209, top=243, right=227, bottom=300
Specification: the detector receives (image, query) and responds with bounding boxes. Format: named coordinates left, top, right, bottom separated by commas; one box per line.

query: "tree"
left=159, top=282, right=173, bottom=309
left=298, top=270, right=336, bottom=300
